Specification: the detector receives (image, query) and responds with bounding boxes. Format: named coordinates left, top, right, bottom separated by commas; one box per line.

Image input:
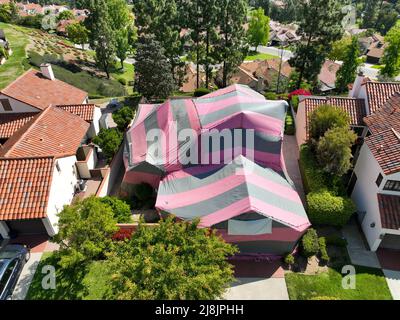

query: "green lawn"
left=26, top=252, right=111, bottom=300
left=0, top=22, right=30, bottom=89
left=285, top=266, right=392, bottom=300
left=245, top=52, right=278, bottom=61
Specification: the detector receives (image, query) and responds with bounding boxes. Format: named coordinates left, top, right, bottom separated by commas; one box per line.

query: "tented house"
left=122, top=84, right=310, bottom=257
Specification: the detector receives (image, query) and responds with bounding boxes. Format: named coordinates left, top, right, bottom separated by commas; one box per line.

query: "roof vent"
left=40, top=63, right=55, bottom=81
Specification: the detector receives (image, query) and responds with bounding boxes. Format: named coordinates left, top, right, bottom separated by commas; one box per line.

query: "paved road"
left=254, top=46, right=294, bottom=61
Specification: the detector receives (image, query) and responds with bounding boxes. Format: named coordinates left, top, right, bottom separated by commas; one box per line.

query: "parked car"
left=0, top=244, right=30, bottom=300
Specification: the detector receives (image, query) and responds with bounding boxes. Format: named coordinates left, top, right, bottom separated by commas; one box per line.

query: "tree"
left=112, top=106, right=134, bottom=131
left=99, top=196, right=132, bottom=223
left=381, top=21, right=400, bottom=78
left=316, top=127, right=357, bottom=176
left=134, top=36, right=175, bottom=100
left=328, top=36, right=352, bottom=61
left=215, top=0, right=248, bottom=87
left=105, top=217, right=237, bottom=300
left=309, top=104, right=350, bottom=143
left=361, top=0, right=380, bottom=29
left=57, top=10, right=74, bottom=21
left=0, top=4, right=11, bottom=22
left=335, top=37, right=360, bottom=93
left=375, top=1, right=400, bottom=35
left=53, top=196, right=118, bottom=268
left=84, top=0, right=116, bottom=78
left=93, top=128, right=123, bottom=161
left=66, top=22, right=88, bottom=50
left=247, top=8, right=270, bottom=51
left=289, top=0, right=344, bottom=89
left=251, top=0, right=270, bottom=15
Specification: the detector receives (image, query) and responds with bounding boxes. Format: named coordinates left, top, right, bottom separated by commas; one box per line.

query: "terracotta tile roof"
left=364, top=82, right=400, bottom=114
left=0, top=106, right=89, bottom=158
left=0, top=113, right=37, bottom=139
left=303, top=96, right=367, bottom=139
left=377, top=194, right=400, bottom=230
left=0, top=157, right=54, bottom=220
left=57, top=104, right=96, bottom=122
left=318, top=60, right=340, bottom=89
left=365, top=128, right=400, bottom=175
left=0, top=69, right=88, bottom=111
left=364, top=93, right=400, bottom=134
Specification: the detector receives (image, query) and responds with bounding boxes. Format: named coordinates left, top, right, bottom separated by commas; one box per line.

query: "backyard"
left=245, top=51, right=278, bottom=61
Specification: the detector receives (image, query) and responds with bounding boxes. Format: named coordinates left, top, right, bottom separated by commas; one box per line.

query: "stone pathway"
left=342, top=220, right=381, bottom=269
left=223, top=278, right=289, bottom=300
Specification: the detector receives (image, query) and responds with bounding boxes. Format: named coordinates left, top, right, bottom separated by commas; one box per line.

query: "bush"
left=284, top=253, right=295, bottom=266
left=318, top=237, right=330, bottom=263
left=325, top=235, right=348, bottom=247
left=112, top=106, right=134, bottom=131
left=285, top=111, right=295, bottom=135
left=264, top=92, right=277, bottom=100
left=93, top=128, right=123, bottom=162
left=307, top=191, right=356, bottom=227
left=134, top=183, right=154, bottom=202
left=17, top=14, right=44, bottom=29
left=118, top=78, right=127, bottom=85
left=194, top=87, right=211, bottom=97
left=301, top=229, right=319, bottom=258
left=100, top=196, right=132, bottom=223
left=291, top=95, right=299, bottom=112
left=299, top=144, right=329, bottom=193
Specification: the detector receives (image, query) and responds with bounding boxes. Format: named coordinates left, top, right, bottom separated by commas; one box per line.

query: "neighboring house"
left=0, top=106, right=93, bottom=239
left=56, top=16, right=85, bottom=36
left=179, top=63, right=206, bottom=93
left=17, top=2, right=44, bottom=16
left=295, top=96, right=367, bottom=147
left=350, top=93, right=400, bottom=251
left=318, top=60, right=341, bottom=93
left=366, top=35, right=385, bottom=64
left=122, top=84, right=310, bottom=257
left=42, top=4, right=68, bottom=15
left=269, top=20, right=300, bottom=46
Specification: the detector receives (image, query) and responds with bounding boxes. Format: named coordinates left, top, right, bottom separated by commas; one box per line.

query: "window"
left=376, top=173, right=383, bottom=187
left=55, top=161, right=61, bottom=173
left=0, top=98, right=12, bottom=111
left=383, top=180, right=400, bottom=192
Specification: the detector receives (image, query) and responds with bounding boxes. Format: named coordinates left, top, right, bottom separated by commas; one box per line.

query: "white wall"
left=352, top=144, right=384, bottom=250
left=88, top=107, right=102, bottom=138
left=0, top=94, right=40, bottom=113
left=295, top=101, right=307, bottom=147
left=76, top=147, right=97, bottom=179
left=45, top=155, right=79, bottom=235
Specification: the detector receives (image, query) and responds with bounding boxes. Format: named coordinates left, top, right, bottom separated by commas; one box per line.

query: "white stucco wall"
left=76, top=147, right=97, bottom=179
left=295, top=101, right=307, bottom=147
left=352, top=144, right=384, bottom=250
left=0, top=94, right=40, bottom=113
left=45, top=156, right=78, bottom=235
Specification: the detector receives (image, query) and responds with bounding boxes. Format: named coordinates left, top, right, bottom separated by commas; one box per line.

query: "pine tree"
left=335, top=37, right=360, bottom=93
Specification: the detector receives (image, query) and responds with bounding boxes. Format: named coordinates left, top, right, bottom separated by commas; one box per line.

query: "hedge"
left=285, top=109, right=295, bottom=135
left=299, top=144, right=329, bottom=193
left=194, top=87, right=211, bottom=97
left=264, top=92, right=277, bottom=100
left=307, top=191, right=356, bottom=227
left=301, top=228, right=319, bottom=258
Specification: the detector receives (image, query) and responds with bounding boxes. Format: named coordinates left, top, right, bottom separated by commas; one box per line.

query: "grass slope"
left=0, top=23, right=30, bottom=89
left=245, top=52, right=278, bottom=61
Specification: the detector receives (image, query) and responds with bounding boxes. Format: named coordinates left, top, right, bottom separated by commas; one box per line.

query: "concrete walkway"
left=342, top=221, right=381, bottom=269
left=12, top=252, right=42, bottom=300
left=223, top=278, right=289, bottom=300
left=383, top=270, right=400, bottom=300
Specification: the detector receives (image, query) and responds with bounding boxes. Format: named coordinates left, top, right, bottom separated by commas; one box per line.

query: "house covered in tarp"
left=122, top=84, right=310, bottom=256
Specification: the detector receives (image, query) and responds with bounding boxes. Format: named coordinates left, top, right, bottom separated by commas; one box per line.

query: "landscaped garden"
left=245, top=51, right=278, bottom=61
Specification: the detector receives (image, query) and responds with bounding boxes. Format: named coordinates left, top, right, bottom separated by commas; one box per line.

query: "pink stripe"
left=122, top=171, right=161, bottom=189
left=198, top=85, right=237, bottom=99
left=216, top=228, right=302, bottom=242
left=203, top=112, right=283, bottom=136
left=134, top=104, right=155, bottom=124
left=184, top=99, right=201, bottom=132
left=196, top=95, right=265, bottom=116
left=129, top=122, right=147, bottom=164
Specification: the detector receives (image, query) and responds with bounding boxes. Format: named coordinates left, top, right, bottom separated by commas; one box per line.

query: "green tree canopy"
left=54, top=196, right=118, bottom=268
left=112, top=106, right=135, bottom=131
left=99, top=196, right=132, bottom=223
left=309, top=104, right=350, bottom=143
left=328, top=36, right=352, bottom=62
left=57, top=10, right=74, bottom=21
left=66, top=22, right=89, bottom=50
left=105, top=217, right=237, bottom=300
left=134, top=36, right=175, bottom=100
left=93, top=128, right=123, bottom=161
left=381, top=21, right=400, bottom=78
left=335, top=36, right=360, bottom=93
left=316, top=127, right=357, bottom=176
left=247, top=8, right=270, bottom=50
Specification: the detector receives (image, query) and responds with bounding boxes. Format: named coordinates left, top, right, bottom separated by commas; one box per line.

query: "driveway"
left=224, top=278, right=289, bottom=300
left=254, top=46, right=294, bottom=61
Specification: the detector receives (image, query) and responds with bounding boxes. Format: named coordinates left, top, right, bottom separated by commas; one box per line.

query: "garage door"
left=6, top=219, right=47, bottom=236
left=380, top=234, right=400, bottom=250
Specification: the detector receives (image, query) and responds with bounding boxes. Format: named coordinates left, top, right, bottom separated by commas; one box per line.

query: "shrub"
left=284, top=253, right=295, bottom=266
left=285, top=111, right=295, bottom=135
left=301, top=228, right=319, bottom=258
left=299, top=144, right=329, bottom=193
left=318, top=237, right=330, bottom=263
left=118, top=78, right=127, bottom=85
left=291, top=95, right=299, bottom=112
left=307, top=191, right=356, bottom=227
left=194, top=87, right=211, bottom=97
left=325, top=235, right=348, bottom=247
left=100, top=196, right=132, bottom=223
left=112, top=106, right=134, bottom=131
left=93, top=128, right=123, bottom=162
left=134, top=183, right=154, bottom=202
left=264, top=92, right=277, bottom=100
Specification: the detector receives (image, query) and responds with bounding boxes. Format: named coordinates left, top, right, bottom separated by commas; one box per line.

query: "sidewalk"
left=223, top=278, right=289, bottom=300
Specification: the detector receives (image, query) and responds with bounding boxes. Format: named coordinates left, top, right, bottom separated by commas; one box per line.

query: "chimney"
left=40, top=63, right=55, bottom=81
left=349, top=71, right=365, bottom=98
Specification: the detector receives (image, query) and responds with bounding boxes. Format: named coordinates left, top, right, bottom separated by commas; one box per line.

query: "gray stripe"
left=199, top=101, right=286, bottom=126
left=195, top=89, right=250, bottom=103
left=143, top=106, right=165, bottom=171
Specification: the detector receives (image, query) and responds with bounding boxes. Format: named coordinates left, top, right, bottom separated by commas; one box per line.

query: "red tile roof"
left=57, top=104, right=96, bottom=122
left=0, top=157, right=54, bottom=220
left=0, top=69, right=88, bottom=111
left=0, top=106, right=89, bottom=158
left=364, top=93, right=400, bottom=175
left=303, top=96, right=367, bottom=139
left=378, top=194, right=400, bottom=230
left=364, top=82, right=400, bottom=114
left=0, top=113, right=37, bottom=139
